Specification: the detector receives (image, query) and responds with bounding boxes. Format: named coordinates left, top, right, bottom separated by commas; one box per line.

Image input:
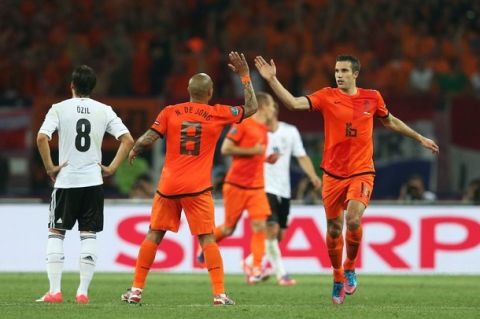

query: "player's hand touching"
left=46, top=162, right=68, bottom=182
left=310, top=175, right=322, bottom=190
left=128, top=149, right=138, bottom=166
left=420, top=136, right=439, bottom=154
left=99, top=163, right=116, bottom=177
left=265, top=152, right=281, bottom=164
left=228, top=51, right=249, bottom=77
left=254, top=56, right=276, bottom=81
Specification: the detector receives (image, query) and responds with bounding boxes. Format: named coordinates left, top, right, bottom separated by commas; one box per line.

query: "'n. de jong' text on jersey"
left=151, top=102, right=244, bottom=197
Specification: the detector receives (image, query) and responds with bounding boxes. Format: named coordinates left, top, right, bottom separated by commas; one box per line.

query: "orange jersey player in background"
left=198, top=92, right=276, bottom=284
left=255, top=54, right=439, bottom=304
left=121, top=52, right=258, bottom=306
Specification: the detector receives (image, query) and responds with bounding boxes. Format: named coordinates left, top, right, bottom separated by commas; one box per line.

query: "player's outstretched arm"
left=36, top=133, right=68, bottom=182
left=254, top=56, right=310, bottom=111
left=228, top=51, right=258, bottom=118
left=379, top=113, right=439, bottom=154
left=297, top=155, right=322, bottom=189
left=100, top=132, right=134, bottom=176
left=128, top=129, right=162, bottom=165
left=221, top=139, right=265, bottom=157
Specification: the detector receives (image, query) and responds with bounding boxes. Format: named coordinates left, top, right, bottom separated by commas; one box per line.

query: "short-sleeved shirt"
left=224, top=117, right=269, bottom=189
left=307, top=87, right=389, bottom=178
left=151, top=102, right=244, bottom=197
left=39, top=97, right=129, bottom=188
left=265, top=121, right=306, bottom=198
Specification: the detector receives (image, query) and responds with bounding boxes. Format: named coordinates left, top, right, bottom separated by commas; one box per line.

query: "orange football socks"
left=327, top=234, right=344, bottom=282
left=133, top=239, right=158, bottom=289
left=203, top=242, right=225, bottom=295
left=344, top=226, right=363, bottom=270
left=251, top=231, right=266, bottom=269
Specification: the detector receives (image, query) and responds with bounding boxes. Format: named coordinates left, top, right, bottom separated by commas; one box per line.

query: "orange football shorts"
left=322, top=173, right=374, bottom=219
left=150, top=191, right=215, bottom=235
left=222, top=183, right=271, bottom=228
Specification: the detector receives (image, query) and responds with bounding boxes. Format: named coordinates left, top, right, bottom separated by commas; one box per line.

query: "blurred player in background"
left=36, top=65, right=133, bottom=303
left=198, top=92, right=274, bottom=284
left=255, top=54, right=439, bottom=304
left=121, top=52, right=257, bottom=305
left=243, top=101, right=322, bottom=285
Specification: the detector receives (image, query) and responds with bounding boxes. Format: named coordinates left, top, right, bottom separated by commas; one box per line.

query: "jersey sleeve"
left=150, top=107, right=168, bottom=137
left=306, top=88, right=329, bottom=112
left=212, top=104, right=245, bottom=124
left=106, top=106, right=130, bottom=139
left=38, top=105, right=59, bottom=140
left=226, top=122, right=244, bottom=143
left=374, top=90, right=389, bottom=118
left=291, top=126, right=307, bottom=157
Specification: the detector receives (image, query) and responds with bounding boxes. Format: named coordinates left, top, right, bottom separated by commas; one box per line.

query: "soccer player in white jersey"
left=243, top=101, right=322, bottom=285
left=36, top=65, right=134, bottom=304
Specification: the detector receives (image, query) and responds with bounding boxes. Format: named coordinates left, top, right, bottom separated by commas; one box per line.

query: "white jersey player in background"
left=36, top=65, right=134, bottom=304
left=244, top=101, right=322, bottom=285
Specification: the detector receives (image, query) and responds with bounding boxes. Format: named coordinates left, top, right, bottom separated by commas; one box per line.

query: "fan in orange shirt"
left=255, top=54, right=439, bottom=304
left=121, top=52, right=258, bottom=306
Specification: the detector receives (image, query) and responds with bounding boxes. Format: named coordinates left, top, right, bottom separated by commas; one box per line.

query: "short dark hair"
left=256, top=92, right=272, bottom=110
left=72, top=65, right=96, bottom=96
left=336, top=55, right=361, bottom=73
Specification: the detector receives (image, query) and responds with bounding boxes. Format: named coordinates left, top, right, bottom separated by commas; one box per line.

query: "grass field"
left=1, top=273, right=478, bottom=319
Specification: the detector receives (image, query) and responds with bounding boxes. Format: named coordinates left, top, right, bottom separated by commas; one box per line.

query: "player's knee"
left=327, top=223, right=342, bottom=238
left=223, top=226, right=235, bottom=236
left=346, top=219, right=361, bottom=230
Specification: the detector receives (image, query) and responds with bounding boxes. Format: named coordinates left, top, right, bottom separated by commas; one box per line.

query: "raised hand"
left=228, top=51, right=249, bottom=77
left=420, top=137, right=440, bottom=154
left=254, top=56, right=276, bottom=81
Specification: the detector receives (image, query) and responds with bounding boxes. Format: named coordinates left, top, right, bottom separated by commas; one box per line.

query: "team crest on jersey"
left=230, top=106, right=240, bottom=116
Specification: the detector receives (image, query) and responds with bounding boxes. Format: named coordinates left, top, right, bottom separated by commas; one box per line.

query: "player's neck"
left=252, top=112, right=268, bottom=124
left=190, top=98, right=209, bottom=104
left=339, top=86, right=358, bottom=96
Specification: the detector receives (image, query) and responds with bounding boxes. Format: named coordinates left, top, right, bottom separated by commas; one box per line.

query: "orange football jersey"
left=307, top=87, right=389, bottom=178
left=224, top=117, right=268, bottom=188
left=151, top=102, right=244, bottom=196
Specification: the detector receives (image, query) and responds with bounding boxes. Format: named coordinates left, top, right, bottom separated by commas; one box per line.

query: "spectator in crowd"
left=409, top=58, right=435, bottom=93
left=470, top=61, right=480, bottom=98
left=462, top=178, right=480, bottom=205
left=398, top=174, right=437, bottom=203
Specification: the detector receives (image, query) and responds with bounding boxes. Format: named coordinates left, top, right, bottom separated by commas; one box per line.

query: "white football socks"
left=266, top=238, right=286, bottom=279
left=47, top=231, right=65, bottom=294
left=77, top=232, right=97, bottom=296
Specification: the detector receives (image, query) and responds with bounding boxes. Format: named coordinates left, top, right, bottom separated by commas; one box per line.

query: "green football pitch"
left=1, top=273, right=478, bottom=319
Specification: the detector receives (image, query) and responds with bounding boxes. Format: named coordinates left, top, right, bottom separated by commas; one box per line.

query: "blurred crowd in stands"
left=1, top=0, right=480, bottom=104
left=1, top=0, right=479, bottom=203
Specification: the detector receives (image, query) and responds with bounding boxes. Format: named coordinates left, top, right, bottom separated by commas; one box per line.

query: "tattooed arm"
left=228, top=51, right=258, bottom=118
left=128, top=129, right=162, bottom=165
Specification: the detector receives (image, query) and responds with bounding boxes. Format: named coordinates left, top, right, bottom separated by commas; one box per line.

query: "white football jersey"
left=39, top=97, right=129, bottom=188
left=265, top=121, right=306, bottom=198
